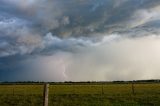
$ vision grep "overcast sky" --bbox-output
[0,0,160,81]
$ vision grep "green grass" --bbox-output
[0,83,160,106]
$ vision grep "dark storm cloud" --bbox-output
[1,0,160,38]
[1,0,160,81]
[0,0,160,56]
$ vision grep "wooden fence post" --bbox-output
[101,84,104,95]
[43,83,49,106]
[131,81,135,95]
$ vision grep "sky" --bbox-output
[0,0,160,82]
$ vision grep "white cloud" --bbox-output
[129,5,160,28]
[17,35,160,81]
[65,35,160,81]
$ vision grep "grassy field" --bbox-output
[0,83,160,106]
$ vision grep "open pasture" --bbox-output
[0,83,160,106]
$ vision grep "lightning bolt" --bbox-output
[59,58,68,80]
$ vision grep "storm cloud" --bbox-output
[0,0,160,81]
